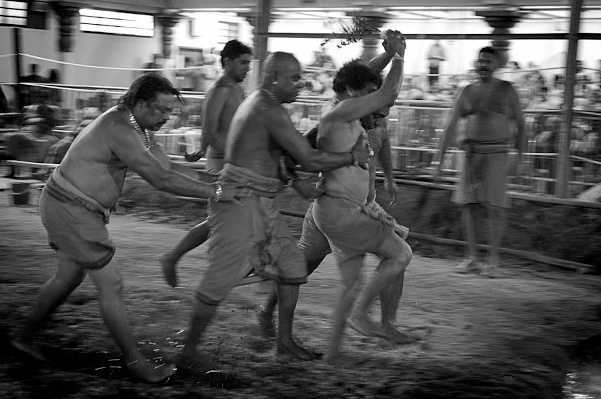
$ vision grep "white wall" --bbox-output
[0,15,161,88]
[0,10,600,91]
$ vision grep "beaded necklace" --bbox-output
[129,112,151,149]
[260,88,278,102]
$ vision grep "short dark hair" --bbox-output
[117,73,183,111]
[220,40,252,67]
[332,59,382,94]
[479,46,499,60]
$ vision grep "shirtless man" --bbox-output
[178,52,369,370]
[434,46,525,277]
[10,73,242,383]
[258,101,411,345]
[160,40,252,286]
[310,29,414,362]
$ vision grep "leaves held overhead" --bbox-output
[322,13,382,48]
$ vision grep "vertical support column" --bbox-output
[52,1,80,53]
[255,0,272,74]
[13,27,23,111]
[556,0,583,198]
[239,8,274,91]
[475,7,523,67]
[156,12,182,60]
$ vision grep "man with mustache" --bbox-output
[160,40,253,286]
[10,73,241,383]
[435,46,525,277]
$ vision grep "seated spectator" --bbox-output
[44,107,100,165]
[2,104,59,177]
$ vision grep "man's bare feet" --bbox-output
[276,339,322,362]
[347,316,381,337]
[10,338,49,362]
[257,307,276,338]
[378,322,421,345]
[126,358,176,383]
[159,253,178,287]
[455,259,481,274]
[479,263,499,278]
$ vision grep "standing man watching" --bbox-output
[160,40,253,286]
[177,51,369,371]
[10,73,242,383]
[427,40,446,90]
[434,46,525,277]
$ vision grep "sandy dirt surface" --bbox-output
[1,190,600,399]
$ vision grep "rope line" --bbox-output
[0,53,569,78]
[19,53,206,72]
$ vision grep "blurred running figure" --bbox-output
[258,102,410,344]
[177,52,369,371]
[311,29,414,363]
[160,40,252,286]
[434,46,525,277]
[10,73,243,383]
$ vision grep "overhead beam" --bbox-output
[256,32,601,40]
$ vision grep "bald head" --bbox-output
[259,52,304,103]
[260,52,300,86]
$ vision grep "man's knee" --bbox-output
[89,261,124,295]
[398,241,413,268]
[378,235,412,267]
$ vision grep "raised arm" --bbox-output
[368,50,394,75]
[327,30,406,123]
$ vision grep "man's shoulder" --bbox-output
[88,108,125,134]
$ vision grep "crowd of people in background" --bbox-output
[2,47,601,185]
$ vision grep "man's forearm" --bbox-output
[368,52,393,74]
[169,162,202,180]
[379,142,395,179]
[302,150,353,173]
[381,58,404,97]
[151,170,216,199]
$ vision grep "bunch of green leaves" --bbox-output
[322,13,381,48]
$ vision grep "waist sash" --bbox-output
[45,168,115,224]
[219,163,283,198]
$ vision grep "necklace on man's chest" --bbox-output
[129,112,151,148]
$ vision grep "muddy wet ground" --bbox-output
[1,188,600,399]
